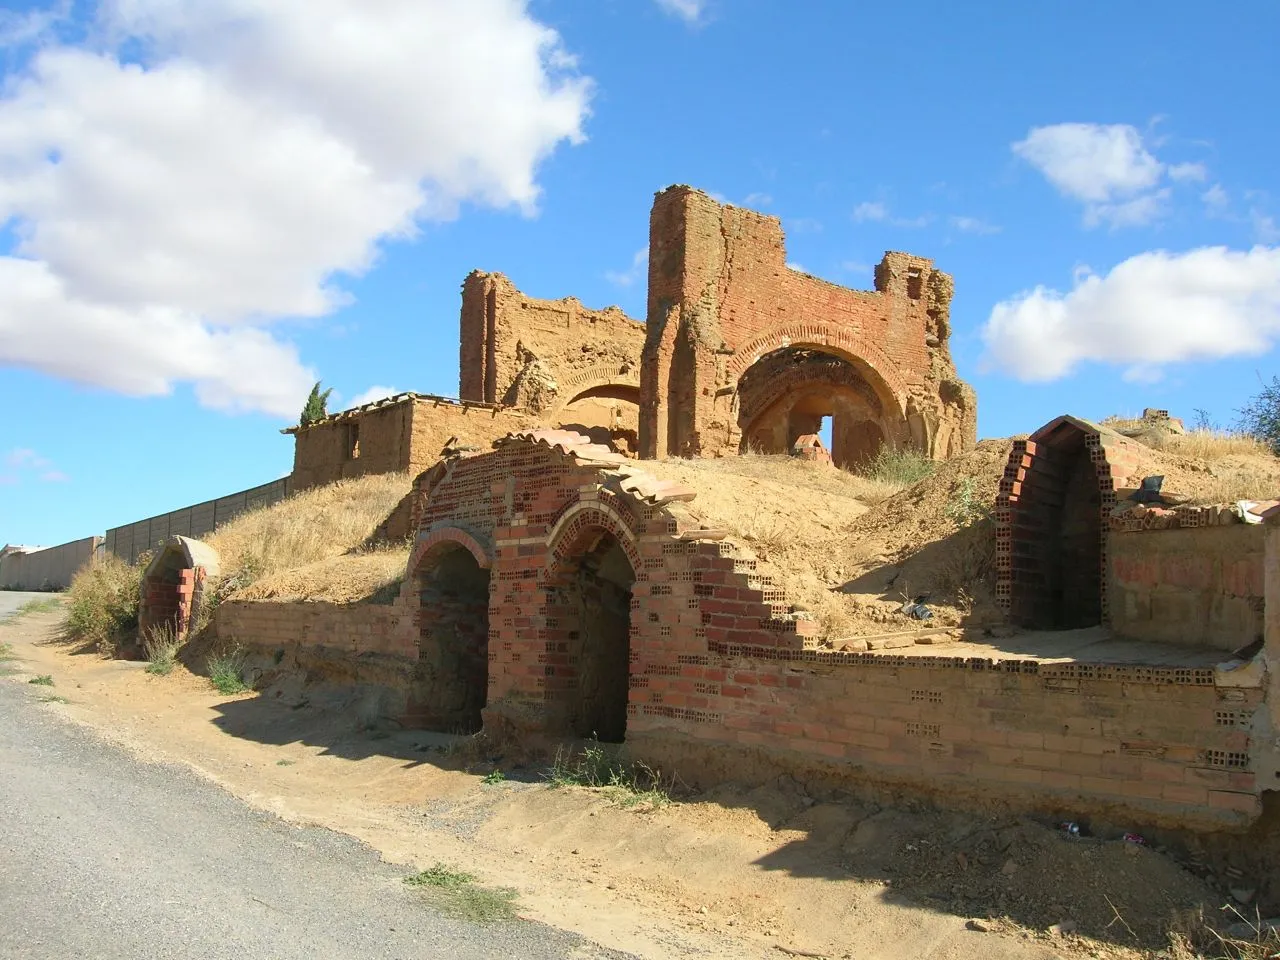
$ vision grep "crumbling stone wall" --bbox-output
[288,393,536,490]
[639,186,976,460]
[459,271,644,440]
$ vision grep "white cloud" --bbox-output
[785,262,807,273]
[1012,123,1206,229]
[605,247,648,287]
[1013,123,1163,203]
[2,447,67,484]
[1254,210,1280,244]
[1203,183,1230,212]
[1168,161,1208,182]
[654,0,706,23]
[852,201,929,228]
[1083,188,1171,229]
[0,1,69,47]
[840,260,872,275]
[852,201,887,223]
[743,192,772,208]
[347,385,402,409]
[0,0,592,417]
[981,245,1280,382]
[950,215,1001,235]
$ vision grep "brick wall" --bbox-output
[639,186,976,461]
[1109,525,1265,650]
[288,394,536,490]
[459,271,644,414]
[628,649,1263,831]
[397,431,1266,829]
[217,599,416,660]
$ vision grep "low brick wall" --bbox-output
[621,647,1263,830]
[1109,525,1265,651]
[216,599,416,660]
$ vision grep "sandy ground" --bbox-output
[2,607,1222,960]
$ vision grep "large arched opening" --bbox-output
[555,383,641,456]
[736,348,898,468]
[415,542,491,733]
[546,525,637,742]
[1002,420,1106,630]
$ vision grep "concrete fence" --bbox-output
[105,477,293,564]
[0,537,105,591]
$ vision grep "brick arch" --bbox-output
[407,525,492,580]
[549,362,641,412]
[545,502,642,580]
[738,355,885,428]
[726,322,910,414]
[994,416,1120,629]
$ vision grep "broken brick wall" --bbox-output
[639,186,976,461]
[1109,525,1265,651]
[288,396,537,490]
[459,271,644,448]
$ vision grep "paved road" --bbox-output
[0,591,51,620]
[0,678,630,960]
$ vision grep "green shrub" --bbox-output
[143,621,182,676]
[28,674,54,686]
[207,648,248,695]
[404,863,519,923]
[545,743,671,809]
[859,447,936,487]
[63,556,142,656]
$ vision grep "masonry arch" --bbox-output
[412,530,493,734]
[734,345,904,467]
[553,382,641,455]
[544,508,639,743]
[727,322,910,414]
[996,417,1113,630]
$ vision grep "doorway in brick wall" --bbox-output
[1007,425,1104,629]
[550,529,636,743]
[415,544,491,734]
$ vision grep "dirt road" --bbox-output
[2,607,1215,960]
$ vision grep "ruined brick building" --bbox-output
[286,185,975,485]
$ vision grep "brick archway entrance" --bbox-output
[996,418,1118,629]
[546,525,637,743]
[413,542,492,733]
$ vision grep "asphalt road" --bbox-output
[0,591,49,620]
[0,676,630,960]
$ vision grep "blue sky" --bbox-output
[1,0,1278,547]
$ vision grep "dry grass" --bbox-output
[230,545,410,603]
[647,453,908,505]
[1144,428,1273,460]
[62,555,143,655]
[205,473,411,601]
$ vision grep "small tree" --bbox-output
[1236,374,1280,454]
[300,381,333,427]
